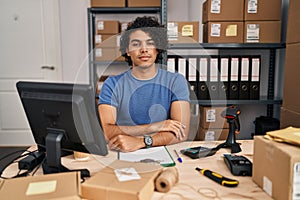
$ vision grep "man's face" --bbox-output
[126,30,158,68]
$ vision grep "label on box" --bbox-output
[206,109,216,122]
[211,23,221,37]
[225,25,238,37]
[95,35,102,44]
[167,22,178,40]
[263,176,272,196]
[181,25,193,37]
[97,21,104,30]
[293,163,300,200]
[205,130,215,141]
[26,180,57,196]
[114,167,141,182]
[246,24,259,43]
[95,48,102,57]
[210,0,221,14]
[247,0,258,13]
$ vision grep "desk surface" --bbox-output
[2,140,273,200]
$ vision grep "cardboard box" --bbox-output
[168,21,199,43]
[91,0,125,7]
[127,0,161,7]
[95,47,121,61]
[280,107,300,129]
[81,160,162,200]
[244,0,282,21]
[203,21,243,43]
[244,21,281,43]
[196,127,229,141]
[0,172,81,200]
[282,43,300,113]
[202,0,244,23]
[252,136,300,200]
[199,106,229,129]
[96,20,120,34]
[286,0,300,44]
[95,34,121,47]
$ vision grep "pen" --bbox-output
[174,149,183,163]
[195,167,239,187]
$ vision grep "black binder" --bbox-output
[219,57,229,100]
[249,56,261,100]
[229,57,239,100]
[239,57,250,100]
[208,57,219,100]
[198,57,209,100]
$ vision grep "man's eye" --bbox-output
[131,42,140,47]
[147,41,155,46]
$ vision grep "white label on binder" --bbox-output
[211,24,221,37]
[97,21,104,30]
[200,58,208,81]
[220,58,229,81]
[210,58,218,82]
[248,0,258,13]
[167,58,176,73]
[189,58,197,81]
[293,163,300,200]
[247,24,260,43]
[231,58,239,81]
[241,58,249,81]
[211,0,221,13]
[206,109,216,122]
[178,58,186,77]
[252,58,260,81]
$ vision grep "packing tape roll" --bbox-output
[155,167,179,193]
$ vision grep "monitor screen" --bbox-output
[16,81,108,175]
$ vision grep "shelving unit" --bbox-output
[87,1,167,92]
[168,43,285,117]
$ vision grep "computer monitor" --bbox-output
[16,81,108,176]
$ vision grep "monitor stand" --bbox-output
[42,128,90,178]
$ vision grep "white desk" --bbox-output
[2,140,273,200]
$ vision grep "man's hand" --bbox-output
[152,120,186,140]
[109,135,145,152]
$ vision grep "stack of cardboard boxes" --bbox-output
[280,0,300,128]
[203,0,282,43]
[196,106,230,141]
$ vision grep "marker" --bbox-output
[174,149,183,163]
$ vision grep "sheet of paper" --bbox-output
[118,146,175,167]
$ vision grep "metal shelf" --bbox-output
[191,98,282,106]
[88,7,161,14]
[168,43,286,50]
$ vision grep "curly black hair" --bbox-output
[119,16,168,66]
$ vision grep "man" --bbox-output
[98,16,190,152]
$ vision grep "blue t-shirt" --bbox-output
[99,68,190,126]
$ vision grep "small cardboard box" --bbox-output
[252,136,300,200]
[199,106,229,129]
[127,0,161,7]
[203,21,243,43]
[280,107,300,129]
[168,21,200,43]
[202,0,244,23]
[286,0,300,44]
[95,47,120,61]
[244,0,282,21]
[96,20,120,34]
[244,21,281,43]
[90,0,125,8]
[196,127,229,141]
[0,172,81,200]
[95,34,121,47]
[81,160,162,200]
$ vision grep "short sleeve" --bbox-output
[171,74,190,102]
[98,77,118,107]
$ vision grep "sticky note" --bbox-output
[26,180,57,196]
